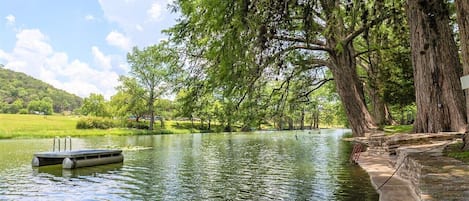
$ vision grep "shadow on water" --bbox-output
[33,163,123,178]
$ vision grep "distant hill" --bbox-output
[0,67,82,114]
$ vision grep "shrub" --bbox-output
[19,109,29,114]
[76,117,116,129]
[126,121,149,130]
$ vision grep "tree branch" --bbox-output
[272,35,326,47]
[298,78,334,101]
[354,43,402,58]
[343,12,392,45]
[292,58,332,69]
[265,45,332,67]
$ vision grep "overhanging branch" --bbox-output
[272,35,326,47]
[343,12,392,45]
[298,78,334,101]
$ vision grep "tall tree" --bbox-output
[80,93,109,117]
[110,76,147,121]
[168,0,401,136]
[127,43,173,130]
[407,0,466,133]
[356,7,410,126]
[455,0,469,149]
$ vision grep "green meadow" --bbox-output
[0,114,200,139]
[0,113,412,139]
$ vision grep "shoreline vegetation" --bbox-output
[0,114,213,139]
[0,114,344,139]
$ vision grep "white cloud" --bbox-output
[85,14,95,21]
[147,3,162,21]
[0,29,120,99]
[92,46,112,70]
[106,31,132,51]
[118,62,130,72]
[98,0,178,48]
[136,24,144,31]
[5,14,15,25]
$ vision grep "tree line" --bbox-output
[158,0,469,140]
[10,0,469,147]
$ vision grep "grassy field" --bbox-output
[0,113,416,139]
[0,114,201,139]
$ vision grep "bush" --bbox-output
[19,109,29,114]
[126,121,149,130]
[76,117,116,129]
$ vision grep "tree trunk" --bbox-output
[366,50,387,126]
[160,116,165,128]
[455,0,469,149]
[384,104,396,125]
[407,0,466,133]
[148,91,155,130]
[313,109,319,129]
[288,117,294,130]
[369,77,386,126]
[300,108,305,130]
[310,110,314,129]
[329,45,377,137]
[191,115,194,129]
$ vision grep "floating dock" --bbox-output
[32,149,123,169]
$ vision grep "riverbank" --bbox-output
[0,114,337,139]
[0,114,208,139]
[358,151,419,201]
[355,132,469,201]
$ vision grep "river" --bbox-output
[0,129,378,201]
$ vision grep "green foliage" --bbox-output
[381,51,415,107]
[383,125,414,135]
[165,0,405,134]
[76,117,116,129]
[27,98,53,115]
[110,76,147,120]
[80,93,109,117]
[0,114,202,139]
[0,68,82,113]
[127,42,175,130]
[19,109,28,114]
[125,121,150,130]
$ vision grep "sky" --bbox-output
[0,0,179,99]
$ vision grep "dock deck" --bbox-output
[32,149,123,169]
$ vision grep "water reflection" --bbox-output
[0,129,378,200]
[33,163,123,178]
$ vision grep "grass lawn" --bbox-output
[0,114,202,139]
[383,125,413,135]
[443,142,469,163]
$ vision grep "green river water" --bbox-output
[0,129,378,200]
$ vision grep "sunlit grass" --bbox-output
[0,114,238,139]
[443,142,469,163]
[383,125,413,135]
[0,114,202,139]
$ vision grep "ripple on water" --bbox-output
[0,131,378,201]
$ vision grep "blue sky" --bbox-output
[0,0,178,99]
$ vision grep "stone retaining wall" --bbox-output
[396,152,469,201]
[361,132,468,201]
[389,140,469,201]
